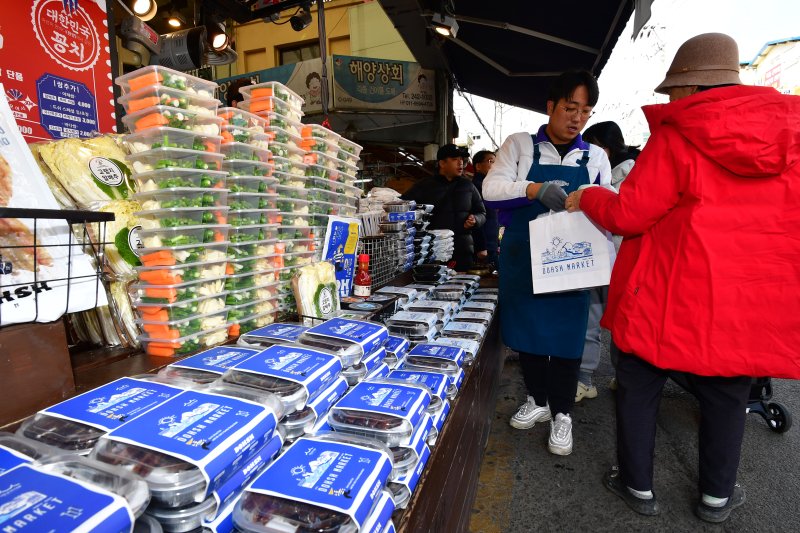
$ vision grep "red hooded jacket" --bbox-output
[581,85,800,378]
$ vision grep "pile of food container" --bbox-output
[117,65,232,357]
[7,266,494,532]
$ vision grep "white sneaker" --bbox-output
[509,396,551,429]
[575,382,598,403]
[548,413,573,455]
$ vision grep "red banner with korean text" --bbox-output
[0,0,115,142]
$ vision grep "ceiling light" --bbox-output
[207,22,229,51]
[132,0,157,21]
[431,12,458,38]
[290,8,313,32]
[167,14,183,28]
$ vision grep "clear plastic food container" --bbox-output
[157,346,260,386]
[470,293,499,304]
[132,277,226,305]
[119,85,220,116]
[136,206,229,229]
[304,163,330,179]
[133,168,228,193]
[453,310,493,327]
[134,514,163,533]
[138,242,227,269]
[431,337,480,366]
[402,353,461,375]
[0,431,61,464]
[125,126,222,154]
[281,251,315,268]
[237,322,309,349]
[224,272,259,292]
[217,106,269,130]
[272,171,309,189]
[222,159,274,177]
[123,105,223,134]
[229,223,279,243]
[277,226,317,241]
[225,282,278,307]
[271,155,307,175]
[441,321,486,341]
[135,292,227,323]
[308,201,341,216]
[337,137,363,160]
[146,495,216,533]
[128,147,224,174]
[385,311,438,337]
[298,319,388,367]
[237,95,297,119]
[227,297,280,324]
[92,384,283,508]
[263,125,303,147]
[226,238,278,261]
[134,188,229,212]
[226,176,278,194]
[239,82,304,112]
[136,259,228,285]
[231,309,282,335]
[116,65,217,97]
[37,454,151,517]
[227,193,278,212]
[220,125,265,145]
[18,416,106,454]
[229,208,280,227]
[431,285,466,301]
[137,309,229,340]
[268,140,305,159]
[275,196,310,213]
[233,432,391,533]
[138,325,229,356]
[220,142,271,163]
[278,211,312,228]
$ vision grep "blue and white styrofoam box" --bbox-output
[280,376,349,441]
[365,362,391,381]
[375,286,419,305]
[384,369,449,414]
[17,377,184,455]
[462,299,497,314]
[91,385,284,508]
[298,318,389,367]
[389,413,432,482]
[0,432,63,475]
[233,433,393,533]
[328,381,431,447]
[453,310,493,327]
[441,320,487,341]
[406,343,465,371]
[158,346,262,385]
[201,494,236,533]
[406,299,457,322]
[0,464,137,531]
[431,398,451,436]
[147,433,284,532]
[386,210,416,222]
[388,444,431,510]
[221,343,344,415]
[361,490,396,533]
[429,337,480,365]
[35,454,151,518]
[386,310,439,337]
[237,322,310,349]
[385,335,409,358]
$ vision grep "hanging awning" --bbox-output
[378,0,641,113]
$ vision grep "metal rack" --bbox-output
[0,207,114,326]
[357,235,400,290]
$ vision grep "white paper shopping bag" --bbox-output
[529,211,612,294]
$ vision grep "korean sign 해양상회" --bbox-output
[0,0,114,142]
[332,55,435,112]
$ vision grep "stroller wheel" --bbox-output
[766,402,792,434]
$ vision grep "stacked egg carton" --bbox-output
[116,65,230,356]
[238,82,318,315]
[216,106,283,336]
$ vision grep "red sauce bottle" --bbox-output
[353,254,372,297]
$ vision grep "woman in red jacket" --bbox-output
[566,33,800,523]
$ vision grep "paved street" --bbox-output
[469,340,800,532]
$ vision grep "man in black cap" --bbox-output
[401,144,486,270]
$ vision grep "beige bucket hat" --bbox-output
[655,33,743,94]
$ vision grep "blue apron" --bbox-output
[499,141,591,358]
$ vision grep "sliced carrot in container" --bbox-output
[143,286,178,302]
[127,96,160,113]
[141,250,176,267]
[129,72,163,92]
[135,113,169,132]
[146,345,177,356]
[139,270,182,285]
[251,88,274,99]
[229,324,241,337]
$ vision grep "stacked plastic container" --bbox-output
[216,106,284,336]
[237,82,318,314]
[116,66,230,356]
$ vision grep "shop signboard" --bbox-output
[0,0,115,142]
[217,57,330,115]
[332,54,435,112]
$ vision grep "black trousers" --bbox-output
[616,352,752,498]
[520,353,581,416]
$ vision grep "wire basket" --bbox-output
[0,207,112,327]
[357,236,400,290]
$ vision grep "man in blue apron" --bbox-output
[483,71,612,455]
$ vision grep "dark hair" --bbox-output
[472,150,495,167]
[582,121,640,168]
[306,72,322,88]
[547,70,599,106]
[225,77,252,107]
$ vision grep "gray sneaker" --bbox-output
[509,396,551,429]
[548,413,573,455]
[695,484,746,523]
[603,466,660,516]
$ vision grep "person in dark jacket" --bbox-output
[470,150,498,267]
[402,144,486,271]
